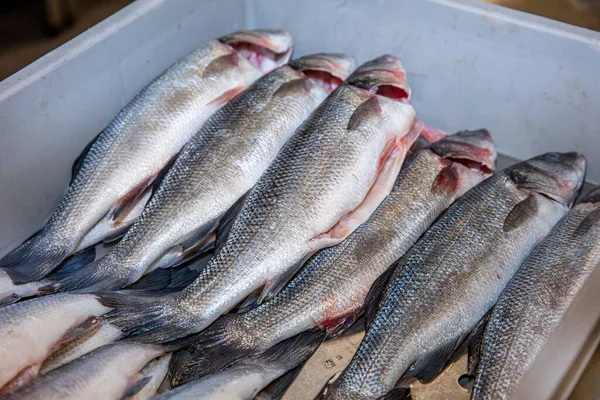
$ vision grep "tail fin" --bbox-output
[169,314,251,387]
[254,364,304,399]
[49,246,97,281]
[98,291,192,343]
[241,329,325,371]
[0,230,71,284]
[38,258,126,295]
[125,266,200,296]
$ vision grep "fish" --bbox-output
[4,341,186,400]
[470,186,600,399]
[321,152,586,400]
[39,323,123,375]
[40,52,356,294]
[0,293,113,393]
[100,55,422,343]
[154,330,324,400]
[131,354,172,400]
[0,29,293,285]
[253,365,305,400]
[168,129,497,386]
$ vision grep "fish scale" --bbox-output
[167,130,496,386]
[101,56,419,343]
[324,152,585,399]
[0,30,293,286]
[472,187,600,400]
[41,53,355,294]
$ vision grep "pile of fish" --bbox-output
[0,28,596,400]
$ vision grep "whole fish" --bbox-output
[101,55,421,342]
[169,130,497,385]
[41,52,356,294]
[155,330,324,400]
[131,354,172,400]
[4,341,183,400]
[0,29,293,285]
[471,186,600,399]
[322,152,586,400]
[0,294,112,393]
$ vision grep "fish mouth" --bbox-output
[430,129,497,176]
[346,54,411,103]
[218,29,293,73]
[289,53,356,93]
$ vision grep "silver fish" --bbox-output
[41,52,356,294]
[0,294,112,393]
[323,152,586,400]
[471,186,600,399]
[0,29,293,285]
[4,341,181,400]
[168,130,497,386]
[101,55,421,343]
[155,331,324,400]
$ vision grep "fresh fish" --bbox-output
[169,130,497,385]
[40,323,123,375]
[155,330,324,400]
[101,55,421,343]
[4,341,184,400]
[253,364,305,400]
[471,186,600,399]
[131,354,172,400]
[40,52,355,294]
[0,29,293,285]
[0,294,113,393]
[322,152,586,399]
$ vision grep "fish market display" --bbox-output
[41,52,356,294]
[0,29,293,286]
[101,55,421,342]
[471,186,600,399]
[322,152,585,399]
[4,341,183,400]
[169,130,497,385]
[0,294,113,393]
[155,331,324,400]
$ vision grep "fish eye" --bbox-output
[543,153,562,162]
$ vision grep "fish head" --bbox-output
[346,54,411,103]
[430,129,497,175]
[288,53,356,92]
[218,29,293,74]
[509,152,586,207]
[428,129,497,197]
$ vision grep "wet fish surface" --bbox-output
[322,152,586,399]
[0,294,112,393]
[471,186,600,399]
[168,130,497,385]
[155,330,324,400]
[41,52,355,294]
[4,341,182,400]
[0,29,293,285]
[101,55,421,343]
[131,354,172,400]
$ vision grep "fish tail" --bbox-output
[98,291,192,343]
[0,230,71,284]
[169,314,252,387]
[125,266,200,296]
[242,329,325,371]
[39,257,126,295]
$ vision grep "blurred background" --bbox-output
[0,0,599,81]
